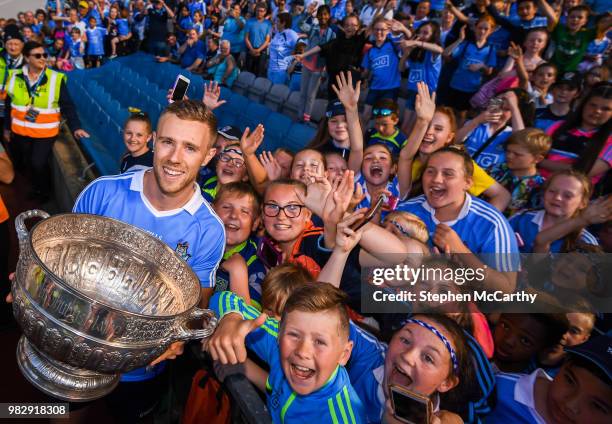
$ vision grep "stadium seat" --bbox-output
[263,112,293,150]
[232,71,256,96]
[247,77,272,103]
[79,136,120,176]
[243,102,271,130]
[281,91,301,121]
[217,111,238,128]
[263,84,291,112]
[285,123,316,151]
[309,98,328,124]
[224,93,250,121]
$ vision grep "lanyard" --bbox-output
[1,53,17,89]
[24,69,46,105]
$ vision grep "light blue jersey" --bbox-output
[361,40,401,90]
[397,194,520,271]
[464,123,513,169]
[407,51,441,92]
[450,42,497,93]
[210,291,366,424]
[85,26,107,56]
[485,370,550,423]
[73,170,225,288]
[509,209,598,253]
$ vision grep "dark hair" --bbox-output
[307,117,333,150]
[317,4,331,18]
[552,82,612,174]
[504,87,535,127]
[23,40,44,56]
[568,4,591,16]
[125,111,152,134]
[409,21,441,63]
[501,313,569,348]
[426,146,474,178]
[277,12,292,29]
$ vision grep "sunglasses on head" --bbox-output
[30,53,49,59]
[373,108,394,117]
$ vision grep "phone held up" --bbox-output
[389,384,433,424]
[170,74,190,103]
[350,194,388,231]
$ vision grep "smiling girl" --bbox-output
[120,112,154,174]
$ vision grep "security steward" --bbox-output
[3,41,89,202]
[0,25,25,132]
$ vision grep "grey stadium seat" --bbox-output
[233,71,256,96]
[281,91,302,121]
[264,84,291,112]
[309,98,328,124]
[247,77,273,102]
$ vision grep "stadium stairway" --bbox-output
[67,52,316,176]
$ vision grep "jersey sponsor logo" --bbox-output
[175,241,192,261]
[371,54,390,69]
[408,68,424,83]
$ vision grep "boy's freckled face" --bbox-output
[279,310,352,396]
[547,363,612,424]
[504,144,539,171]
[493,315,548,366]
[213,193,257,248]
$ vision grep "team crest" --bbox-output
[175,242,192,261]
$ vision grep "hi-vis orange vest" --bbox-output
[6,67,64,139]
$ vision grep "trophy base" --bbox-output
[16,336,120,402]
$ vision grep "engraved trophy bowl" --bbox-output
[11,210,217,402]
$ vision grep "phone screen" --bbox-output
[351,195,386,231]
[391,388,429,424]
[172,77,190,102]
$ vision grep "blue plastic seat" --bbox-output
[242,102,271,130]
[224,94,250,121]
[80,136,120,176]
[285,123,316,152]
[263,112,293,150]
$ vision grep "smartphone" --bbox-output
[487,97,503,114]
[389,385,433,424]
[171,74,190,103]
[257,237,283,269]
[351,194,386,231]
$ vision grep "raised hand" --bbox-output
[414,81,436,123]
[259,151,283,181]
[323,170,356,225]
[335,210,366,253]
[206,313,268,364]
[296,175,332,217]
[239,124,264,156]
[581,196,612,225]
[507,42,523,61]
[202,81,227,110]
[332,71,361,112]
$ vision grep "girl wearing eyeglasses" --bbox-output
[201,143,249,202]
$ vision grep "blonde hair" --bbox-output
[160,100,218,148]
[505,128,552,157]
[261,263,312,317]
[281,282,350,339]
[385,211,429,244]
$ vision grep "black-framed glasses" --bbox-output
[30,53,49,59]
[263,203,305,218]
[218,153,245,168]
[373,108,394,117]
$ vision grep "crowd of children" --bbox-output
[1,0,612,423]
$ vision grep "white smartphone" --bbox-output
[389,384,432,424]
[170,74,190,103]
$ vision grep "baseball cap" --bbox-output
[3,24,24,43]
[553,72,582,90]
[565,334,612,381]
[78,1,89,9]
[217,125,241,141]
[325,100,346,118]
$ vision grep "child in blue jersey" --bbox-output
[119,112,154,174]
[365,99,408,157]
[510,170,601,253]
[212,182,266,307]
[176,4,194,44]
[398,21,443,133]
[287,43,305,92]
[487,334,612,424]
[85,16,106,67]
[355,143,400,213]
[486,0,548,42]
[578,14,611,73]
[66,27,85,69]
[487,128,550,217]
[492,313,568,374]
[443,15,497,120]
[207,284,366,423]
[109,7,132,59]
[361,16,402,124]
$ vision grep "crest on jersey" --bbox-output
[175,242,192,261]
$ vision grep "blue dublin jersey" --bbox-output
[397,194,520,272]
[73,169,225,289]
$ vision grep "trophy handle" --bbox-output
[174,307,218,341]
[15,210,50,252]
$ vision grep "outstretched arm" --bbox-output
[240,125,268,194]
[332,72,363,173]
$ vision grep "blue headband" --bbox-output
[402,318,459,373]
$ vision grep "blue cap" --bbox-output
[565,334,612,381]
[325,100,345,118]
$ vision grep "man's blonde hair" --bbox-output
[386,211,429,244]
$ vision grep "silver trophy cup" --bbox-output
[11,210,217,401]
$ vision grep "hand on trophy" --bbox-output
[149,341,185,366]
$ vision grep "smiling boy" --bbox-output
[208,284,366,423]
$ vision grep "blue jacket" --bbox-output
[210,291,366,424]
